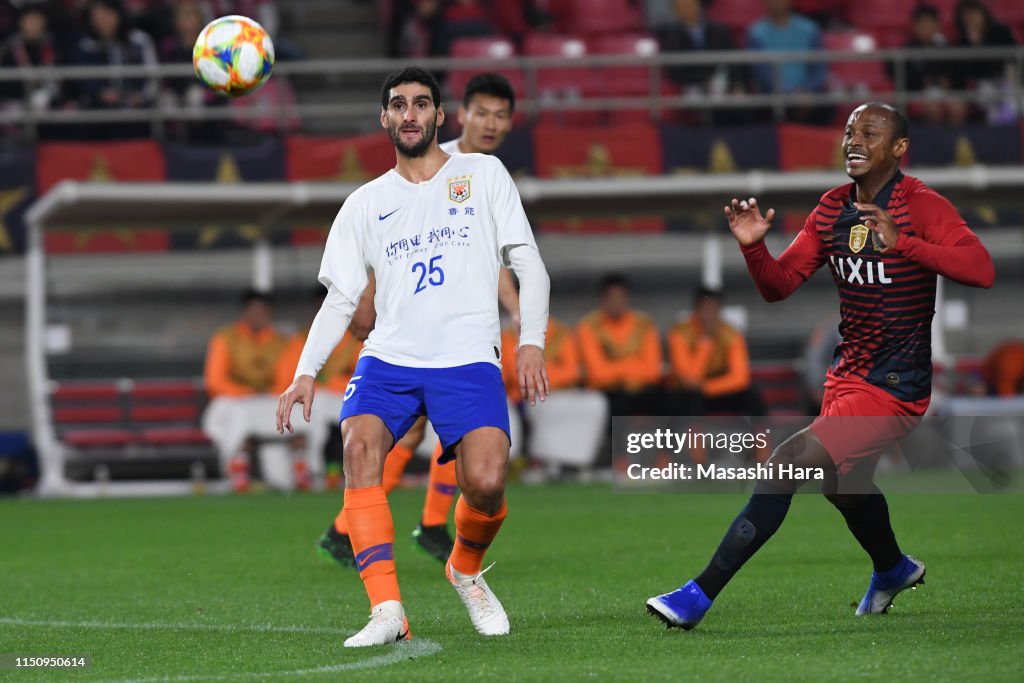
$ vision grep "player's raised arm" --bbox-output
[730,199,826,303]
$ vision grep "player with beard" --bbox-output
[646,102,994,629]
[277,67,550,646]
[316,73,521,567]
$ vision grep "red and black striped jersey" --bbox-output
[740,172,994,402]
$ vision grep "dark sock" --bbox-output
[834,493,903,573]
[694,483,793,600]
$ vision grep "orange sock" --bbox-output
[449,495,507,576]
[344,485,401,607]
[382,443,414,494]
[334,443,415,535]
[333,506,348,535]
[422,441,458,526]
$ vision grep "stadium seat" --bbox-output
[847,0,916,45]
[564,0,643,35]
[53,406,123,424]
[586,34,662,122]
[130,404,200,423]
[448,36,526,105]
[707,0,766,45]
[822,31,892,93]
[523,34,596,123]
[51,382,121,401]
[993,0,1024,39]
[130,380,201,400]
[63,429,136,448]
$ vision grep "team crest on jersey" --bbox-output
[449,177,471,203]
[849,224,870,254]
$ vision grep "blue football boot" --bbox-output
[646,580,713,630]
[856,554,926,615]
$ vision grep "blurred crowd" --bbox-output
[387,0,1020,125]
[1,0,1020,139]
[0,0,297,140]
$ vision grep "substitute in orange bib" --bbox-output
[201,289,291,489]
[667,286,763,416]
[577,273,664,417]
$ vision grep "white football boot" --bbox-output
[446,560,510,636]
[343,600,411,647]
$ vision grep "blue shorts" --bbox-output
[338,356,510,464]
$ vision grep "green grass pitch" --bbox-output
[2,485,1022,682]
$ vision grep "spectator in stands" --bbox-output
[158,0,228,141]
[577,273,664,417]
[890,4,967,125]
[66,0,159,136]
[656,0,744,95]
[411,0,497,57]
[981,340,1024,396]
[0,3,62,113]
[666,286,762,416]
[747,0,829,123]
[201,289,297,491]
[951,0,1017,123]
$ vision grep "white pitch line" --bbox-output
[0,617,443,681]
[0,618,352,636]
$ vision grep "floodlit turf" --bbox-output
[2,484,1022,682]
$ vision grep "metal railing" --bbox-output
[0,46,1021,138]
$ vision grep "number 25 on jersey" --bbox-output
[412,255,445,294]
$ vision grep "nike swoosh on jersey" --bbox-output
[378,209,400,221]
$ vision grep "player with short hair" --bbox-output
[277,66,550,647]
[316,72,521,567]
[647,102,994,628]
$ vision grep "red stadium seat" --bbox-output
[822,31,892,93]
[564,0,643,35]
[51,382,121,401]
[847,0,916,44]
[63,429,136,448]
[524,34,591,93]
[130,404,200,423]
[53,406,123,424]
[587,34,660,96]
[130,380,200,400]
[706,0,765,45]
[448,36,525,104]
[587,34,663,122]
[523,34,597,123]
[992,0,1024,40]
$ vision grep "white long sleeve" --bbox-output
[293,284,356,380]
[505,243,549,349]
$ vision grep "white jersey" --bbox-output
[439,138,462,155]
[318,153,540,369]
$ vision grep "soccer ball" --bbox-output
[193,15,274,97]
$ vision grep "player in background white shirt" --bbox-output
[276,67,550,647]
[316,74,522,569]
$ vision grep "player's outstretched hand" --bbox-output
[854,202,899,252]
[276,375,315,434]
[517,344,549,407]
[724,197,775,246]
